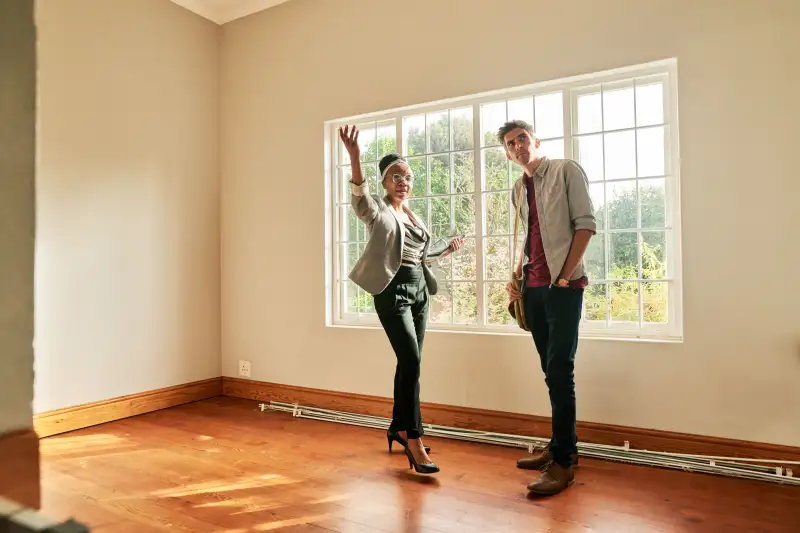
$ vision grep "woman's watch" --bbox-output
[555,277,569,288]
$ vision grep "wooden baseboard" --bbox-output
[0,428,40,509]
[222,377,800,465]
[35,378,223,438]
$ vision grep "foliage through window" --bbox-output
[328,60,682,340]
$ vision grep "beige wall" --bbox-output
[0,0,36,435]
[34,0,221,412]
[220,0,800,446]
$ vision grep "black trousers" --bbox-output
[374,265,429,439]
[523,284,584,467]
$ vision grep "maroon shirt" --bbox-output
[525,175,552,288]
[525,175,588,289]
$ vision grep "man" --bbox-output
[500,120,596,495]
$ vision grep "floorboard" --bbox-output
[40,397,800,532]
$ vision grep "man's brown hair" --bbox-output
[496,119,535,147]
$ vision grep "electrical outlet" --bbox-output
[238,360,251,378]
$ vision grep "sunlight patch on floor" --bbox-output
[231,492,351,516]
[195,497,261,509]
[193,493,350,516]
[194,497,281,513]
[151,474,298,498]
[253,513,333,531]
[40,434,138,457]
[309,494,350,505]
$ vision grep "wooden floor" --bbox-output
[41,397,800,533]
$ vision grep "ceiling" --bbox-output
[169,0,293,24]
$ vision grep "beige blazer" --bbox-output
[347,181,450,296]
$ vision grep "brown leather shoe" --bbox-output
[516,446,553,470]
[527,463,575,495]
[517,446,578,470]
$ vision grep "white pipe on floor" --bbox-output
[260,401,800,486]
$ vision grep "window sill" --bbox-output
[327,320,683,344]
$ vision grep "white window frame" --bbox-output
[323,58,683,342]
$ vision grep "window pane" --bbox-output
[604,130,636,180]
[430,254,451,284]
[342,243,361,276]
[430,154,450,195]
[641,231,666,279]
[608,232,638,279]
[430,197,451,238]
[481,101,506,147]
[603,86,635,131]
[359,124,377,162]
[452,238,476,280]
[485,236,511,280]
[407,156,427,195]
[483,147,510,190]
[342,206,365,242]
[589,182,605,229]
[453,195,476,236]
[642,281,668,323]
[409,199,428,228]
[451,107,474,151]
[539,139,564,160]
[574,134,603,181]
[377,120,396,158]
[348,206,362,242]
[339,165,352,201]
[609,282,639,323]
[584,233,605,281]
[343,281,359,314]
[360,282,375,313]
[507,97,534,127]
[485,191,510,235]
[637,126,666,177]
[429,290,452,324]
[636,81,664,127]
[363,162,379,192]
[535,92,564,139]
[453,283,478,325]
[427,111,449,154]
[403,115,426,156]
[486,282,515,325]
[584,283,606,321]
[607,181,637,230]
[576,91,602,134]
[639,177,666,228]
[453,151,474,193]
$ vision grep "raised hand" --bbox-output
[338,124,360,160]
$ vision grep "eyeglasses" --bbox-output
[392,173,414,184]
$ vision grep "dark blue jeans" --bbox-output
[523,284,584,467]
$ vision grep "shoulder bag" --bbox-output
[508,184,530,331]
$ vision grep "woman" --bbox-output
[339,124,463,474]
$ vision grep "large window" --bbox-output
[326,59,682,340]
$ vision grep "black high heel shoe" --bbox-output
[404,447,439,474]
[387,429,430,453]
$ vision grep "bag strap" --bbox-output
[510,181,525,279]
